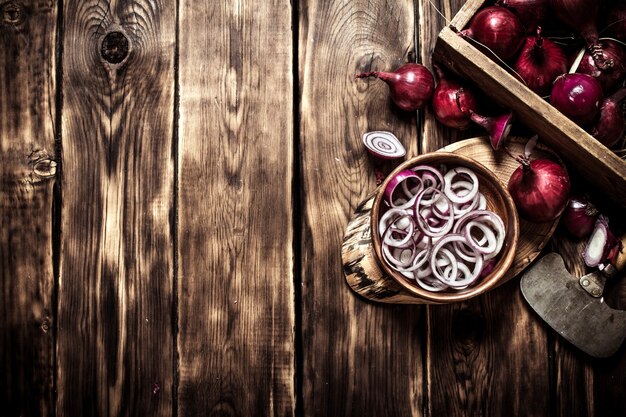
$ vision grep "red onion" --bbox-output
[514,28,568,96]
[548,0,612,69]
[583,215,619,267]
[383,169,421,206]
[561,195,599,238]
[431,65,478,129]
[508,158,570,223]
[574,39,626,93]
[468,110,514,150]
[460,6,525,61]
[356,63,434,112]
[479,258,497,278]
[362,131,406,159]
[550,73,603,126]
[602,2,626,43]
[590,87,626,148]
[378,165,506,292]
[497,0,548,31]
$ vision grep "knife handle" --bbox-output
[614,233,626,274]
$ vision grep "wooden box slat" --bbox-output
[433,0,626,207]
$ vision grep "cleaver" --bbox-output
[520,235,626,358]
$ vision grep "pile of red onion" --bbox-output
[378,165,505,292]
[460,0,626,151]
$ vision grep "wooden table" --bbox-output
[2,0,625,415]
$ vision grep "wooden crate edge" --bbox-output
[434,27,626,207]
[449,0,487,30]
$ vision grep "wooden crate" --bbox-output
[433,0,626,207]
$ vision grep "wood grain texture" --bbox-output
[176,1,295,416]
[419,0,469,153]
[0,1,57,415]
[57,0,175,415]
[426,281,550,417]
[299,0,424,415]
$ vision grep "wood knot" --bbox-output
[41,318,51,332]
[1,1,24,26]
[33,159,57,178]
[29,149,57,180]
[101,31,130,64]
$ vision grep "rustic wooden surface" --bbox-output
[57,0,176,415]
[177,1,295,416]
[1,0,625,416]
[1,1,57,416]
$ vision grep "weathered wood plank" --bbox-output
[57,0,175,415]
[426,283,551,417]
[0,1,57,415]
[176,1,295,416]
[300,1,424,415]
[419,1,551,416]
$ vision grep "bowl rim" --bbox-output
[370,152,520,303]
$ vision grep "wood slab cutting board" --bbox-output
[342,136,560,304]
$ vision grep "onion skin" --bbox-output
[431,65,478,129]
[514,30,568,96]
[548,0,612,69]
[561,195,598,239]
[461,6,525,61]
[603,2,626,44]
[575,40,626,93]
[356,63,435,112]
[590,87,626,148]
[550,73,603,126]
[508,159,570,223]
[468,110,514,150]
[497,0,548,31]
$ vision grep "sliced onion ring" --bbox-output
[363,131,406,160]
[384,170,420,206]
[378,164,506,293]
[444,167,479,204]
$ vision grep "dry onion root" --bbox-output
[379,165,506,292]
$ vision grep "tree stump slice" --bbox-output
[342,136,559,304]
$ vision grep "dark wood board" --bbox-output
[57,1,175,415]
[176,1,296,416]
[299,0,424,415]
[0,1,58,416]
[1,0,626,415]
[419,1,551,415]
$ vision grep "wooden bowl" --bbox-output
[371,152,519,304]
